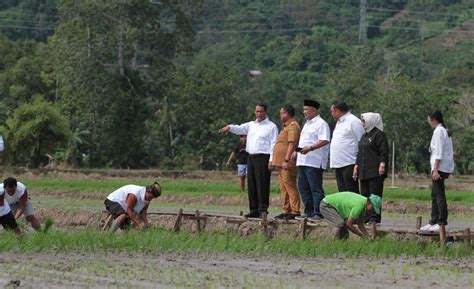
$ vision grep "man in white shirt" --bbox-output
[0,183,21,236]
[0,135,4,152]
[219,102,278,218]
[294,99,330,220]
[2,177,41,231]
[329,101,365,193]
[104,181,162,232]
[420,110,455,232]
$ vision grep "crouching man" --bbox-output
[320,192,381,239]
[0,185,21,236]
[2,177,41,231]
[104,181,161,232]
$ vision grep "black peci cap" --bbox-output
[304,99,320,109]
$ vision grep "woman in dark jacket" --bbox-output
[353,112,389,224]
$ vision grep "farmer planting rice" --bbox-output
[319,191,381,239]
[1,177,41,231]
[104,181,161,232]
[0,182,21,236]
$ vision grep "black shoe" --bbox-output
[285,214,299,220]
[274,213,287,220]
[244,211,259,218]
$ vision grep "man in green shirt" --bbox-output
[320,192,381,239]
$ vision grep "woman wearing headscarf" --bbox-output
[419,110,454,232]
[352,112,389,225]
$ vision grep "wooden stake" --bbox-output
[301,219,307,240]
[173,208,183,232]
[101,214,113,231]
[239,211,243,216]
[464,228,471,248]
[261,212,268,239]
[439,225,446,247]
[195,210,201,232]
[416,216,422,230]
[371,222,377,240]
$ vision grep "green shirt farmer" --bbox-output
[320,192,381,239]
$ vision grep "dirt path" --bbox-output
[0,252,472,288]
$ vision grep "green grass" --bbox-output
[0,228,472,258]
[26,177,474,204]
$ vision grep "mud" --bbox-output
[0,251,472,288]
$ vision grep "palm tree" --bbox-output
[156,96,177,156]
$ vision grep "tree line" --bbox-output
[0,0,472,174]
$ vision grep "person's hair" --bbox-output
[255,101,267,112]
[148,181,161,197]
[429,109,451,136]
[3,177,17,188]
[281,104,295,117]
[331,100,349,113]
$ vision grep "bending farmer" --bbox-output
[104,181,161,232]
[320,192,381,239]
[2,177,41,231]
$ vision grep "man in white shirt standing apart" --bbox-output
[219,102,278,218]
[329,101,365,193]
[294,99,330,221]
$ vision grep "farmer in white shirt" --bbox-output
[219,102,278,218]
[420,110,454,232]
[329,101,365,193]
[0,182,21,236]
[2,177,41,231]
[104,181,162,232]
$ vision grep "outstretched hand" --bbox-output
[218,125,230,135]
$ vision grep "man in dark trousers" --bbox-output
[219,102,278,218]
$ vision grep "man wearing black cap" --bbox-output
[104,181,161,232]
[294,99,330,221]
[219,102,278,218]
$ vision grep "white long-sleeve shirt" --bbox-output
[229,118,278,161]
[296,115,331,169]
[430,124,454,173]
[330,112,365,168]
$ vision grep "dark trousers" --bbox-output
[297,166,325,217]
[430,171,450,225]
[335,165,359,193]
[360,176,385,223]
[247,154,271,213]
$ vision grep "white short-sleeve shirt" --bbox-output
[296,115,331,169]
[106,185,149,214]
[0,191,11,217]
[330,112,365,168]
[1,182,27,205]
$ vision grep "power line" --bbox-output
[367,7,470,17]
[0,24,55,31]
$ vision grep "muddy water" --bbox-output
[0,251,472,288]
